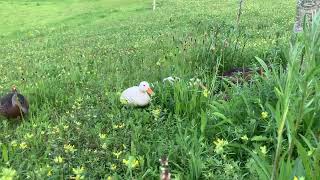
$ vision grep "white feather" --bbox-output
[120,82,152,107]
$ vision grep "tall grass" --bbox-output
[250,13,320,180]
[0,0,305,179]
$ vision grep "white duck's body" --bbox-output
[120,81,153,107]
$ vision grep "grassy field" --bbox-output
[1,0,320,179]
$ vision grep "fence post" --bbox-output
[294,0,320,32]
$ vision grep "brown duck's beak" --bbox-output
[259,68,264,76]
[12,85,17,92]
[147,88,154,95]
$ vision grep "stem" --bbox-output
[272,59,293,180]
[306,107,317,135]
[271,103,289,180]
[237,0,244,26]
[288,81,307,159]
[299,47,305,72]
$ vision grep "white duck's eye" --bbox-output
[143,85,146,86]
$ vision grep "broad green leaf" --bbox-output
[255,56,270,77]
[299,134,314,150]
[295,139,313,179]
[251,135,270,142]
[200,110,207,136]
[231,144,271,179]
[212,112,227,120]
[2,144,8,162]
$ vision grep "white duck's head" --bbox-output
[138,81,153,95]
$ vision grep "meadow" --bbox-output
[0,0,320,179]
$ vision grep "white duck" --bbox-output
[120,81,154,107]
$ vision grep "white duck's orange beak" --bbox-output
[147,88,154,95]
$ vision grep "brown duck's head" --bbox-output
[258,67,264,76]
[12,85,17,92]
[159,156,169,166]
[11,86,29,114]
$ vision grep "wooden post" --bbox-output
[294,0,320,32]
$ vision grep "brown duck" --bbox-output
[222,67,264,83]
[0,86,29,119]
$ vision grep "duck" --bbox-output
[120,81,154,107]
[163,76,180,85]
[159,156,171,180]
[221,67,263,83]
[0,86,29,119]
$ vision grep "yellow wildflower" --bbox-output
[113,123,125,129]
[54,156,64,164]
[307,148,315,156]
[107,176,112,180]
[213,138,228,154]
[261,111,268,119]
[260,145,267,155]
[75,121,81,126]
[122,156,139,169]
[47,169,52,177]
[111,164,117,171]
[122,159,129,165]
[152,108,161,120]
[0,168,17,180]
[72,166,85,180]
[132,159,139,168]
[99,133,107,140]
[101,143,107,150]
[120,98,128,105]
[203,88,210,98]
[112,151,122,159]
[118,123,124,128]
[10,140,17,147]
[241,135,249,141]
[19,142,28,149]
[63,125,69,130]
[52,126,60,134]
[293,176,305,180]
[72,166,85,174]
[24,133,34,139]
[64,144,77,153]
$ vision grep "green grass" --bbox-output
[1,0,320,179]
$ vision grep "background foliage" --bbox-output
[1,0,319,179]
